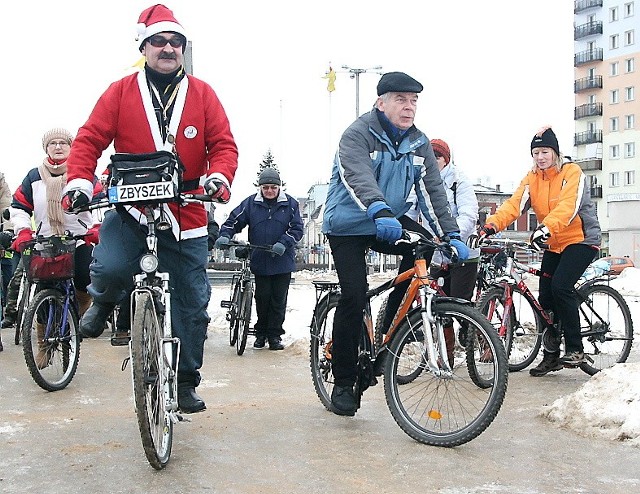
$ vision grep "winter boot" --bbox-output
[75,290,92,317]
[444,326,455,367]
[529,352,563,377]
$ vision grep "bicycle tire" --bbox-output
[15,277,31,346]
[476,285,542,372]
[576,283,634,376]
[383,302,508,447]
[236,281,253,356]
[22,287,80,392]
[228,281,241,346]
[130,290,172,470]
[309,292,339,412]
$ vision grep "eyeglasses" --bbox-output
[260,185,279,190]
[48,141,70,148]
[147,35,185,48]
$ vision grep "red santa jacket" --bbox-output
[65,70,238,239]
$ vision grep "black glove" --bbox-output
[61,189,90,212]
[530,225,551,251]
[467,223,497,249]
[203,177,231,203]
[0,230,12,249]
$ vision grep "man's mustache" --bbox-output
[159,54,177,60]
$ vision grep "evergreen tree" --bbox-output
[254,149,286,188]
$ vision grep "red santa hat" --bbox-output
[136,4,187,51]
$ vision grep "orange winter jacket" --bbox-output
[487,162,601,254]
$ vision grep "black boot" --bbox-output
[178,385,206,413]
[331,384,357,416]
[79,302,115,338]
[529,352,563,377]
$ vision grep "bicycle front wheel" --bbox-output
[476,285,542,372]
[130,291,172,470]
[237,281,253,356]
[577,283,634,375]
[310,292,339,411]
[384,302,508,447]
[15,277,33,346]
[228,282,241,346]
[22,287,80,391]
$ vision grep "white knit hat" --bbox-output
[136,4,187,51]
[42,128,74,151]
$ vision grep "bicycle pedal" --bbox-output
[175,413,191,423]
[220,300,231,308]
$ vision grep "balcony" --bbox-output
[574,0,603,13]
[574,75,602,92]
[574,130,603,146]
[590,185,603,198]
[577,158,603,171]
[574,48,603,66]
[575,21,603,40]
[574,102,603,119]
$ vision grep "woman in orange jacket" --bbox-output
[469,126,601,376]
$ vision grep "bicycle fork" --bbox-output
[419,287,453,377]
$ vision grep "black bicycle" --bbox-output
[219,240,274,355]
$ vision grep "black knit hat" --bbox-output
[258,167,281,185]
[531,128,560,156]
[376,72,423,96]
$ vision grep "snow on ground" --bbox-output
[208,266,640,446]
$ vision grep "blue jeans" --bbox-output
[89,210,211,387]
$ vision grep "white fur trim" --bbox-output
[137,21,186,42]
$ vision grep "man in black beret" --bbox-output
[320,72,470,416]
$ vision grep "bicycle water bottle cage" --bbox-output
[106,151,182,205]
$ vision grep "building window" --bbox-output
[625,114,635,129]
[625,2,634,17]
[610,145,620,159]
[625,30,635,46]
[506,222,515,231]
[611,89,619,103]
[610,172,620,187]
[625,86,635,101]
[626,58,636,73]
[611,34,619,49]
[611,61,619,75]
[528,213,538,231]
[611,117,619,131]
[625,170,636,185]
[610,6,619,21]
[625,142,636,158]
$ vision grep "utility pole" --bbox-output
[341,65,383,119]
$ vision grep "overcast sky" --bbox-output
[4,0,575,218]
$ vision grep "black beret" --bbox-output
[376,72,423,96]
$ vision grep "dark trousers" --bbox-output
[1,257,15,307]
[328,217,429,387]
[253,272,292,338]
[430,260,479,301]
[89,210,210,387]
[538,244,598,354]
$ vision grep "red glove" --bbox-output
[11,229,34,253]
[203,177,231,204]
[85,225,101,245]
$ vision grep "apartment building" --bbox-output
[574,0,639,261]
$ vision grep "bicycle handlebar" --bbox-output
[70,192,216,214]
[396,230,459,264]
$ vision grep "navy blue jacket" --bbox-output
[219,191,303,276]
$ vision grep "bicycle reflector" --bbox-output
[140,253,159,273]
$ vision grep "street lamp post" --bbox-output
[341,65,383,119]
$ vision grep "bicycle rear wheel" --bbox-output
[130,290,172,470]
[236,281,253,355]
[476,285,542,371]
[310,292,339,411]
[576,283,634,375]
[384,302,508,447]
[22,287,80,391]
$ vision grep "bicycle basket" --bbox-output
[22,236,76,282]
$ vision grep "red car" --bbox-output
[601,256,635,275]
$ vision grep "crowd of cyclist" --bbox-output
[0,4,604,419]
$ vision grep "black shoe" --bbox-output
[268,337,284,350]
[559,351,586,367]
[331,385,357,416]
[79,302,114,338]
[253,336,266,349]
[178,386,206,414]
[529,355,563,377]
[1,316,15,328]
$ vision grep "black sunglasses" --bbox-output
[148,35,185,48]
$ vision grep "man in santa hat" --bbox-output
[62,4,238,414]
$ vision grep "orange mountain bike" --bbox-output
[310,231,509,447]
